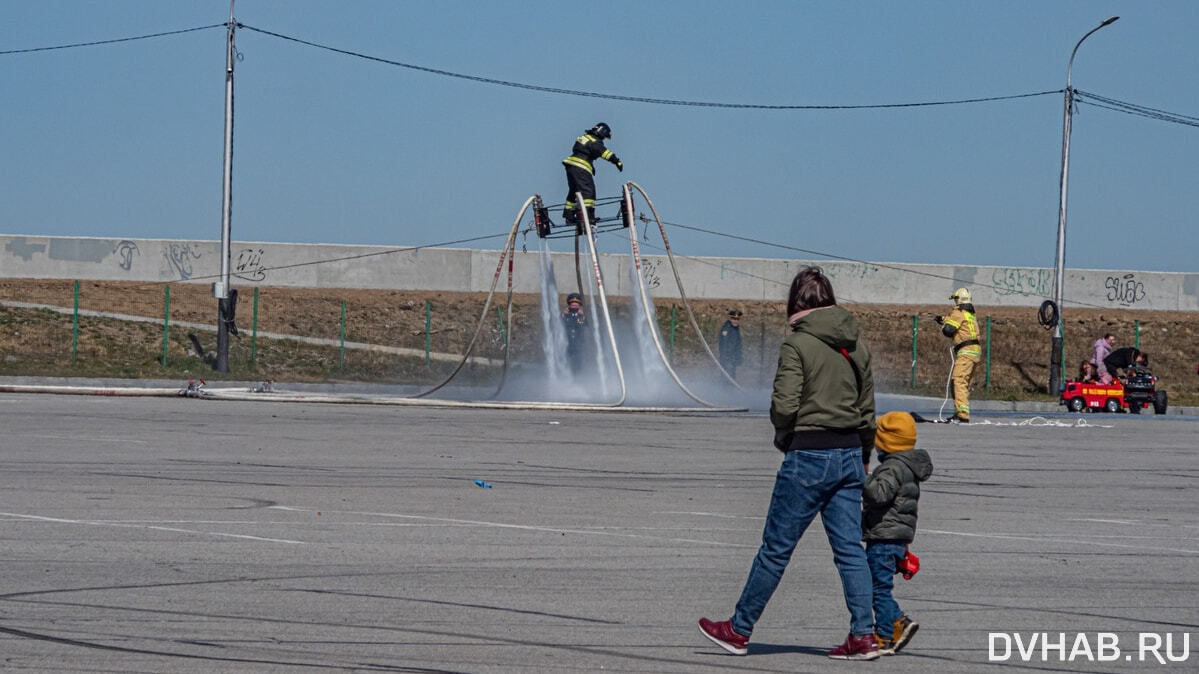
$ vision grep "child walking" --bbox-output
[863,411,933,655]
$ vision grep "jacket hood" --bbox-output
[883,448,933,481]
[791,305,860,350]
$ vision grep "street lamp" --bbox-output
[215,0,237,373]
[1048,16,1118,395]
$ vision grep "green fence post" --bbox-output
[251,287,259,365]
[496,306,506,348]
[71,280,79,364]
[161,285,170,367]
[984,316,992,389]
[910,315,918,388]
[669,305,677,364]
[1134,320,1140,349]
[339,301,347,370]
[425,300,432,366]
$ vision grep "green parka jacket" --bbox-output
[862,448,934,542]
[770,305,877,464]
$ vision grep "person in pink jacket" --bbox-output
[1091,334,1115,384]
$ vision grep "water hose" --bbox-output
[626,181,741,389]
[622,183,713,406]
[412,195,531,398]
[577,191,628,406]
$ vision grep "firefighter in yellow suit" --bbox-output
[936,288,981,423]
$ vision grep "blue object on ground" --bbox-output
[474,479,492,488]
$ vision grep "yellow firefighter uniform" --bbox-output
[939,288,982,422]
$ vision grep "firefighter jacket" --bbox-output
[941,303,981,360]
[562,308,587,356]
[562,132,618,175]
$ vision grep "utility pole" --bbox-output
[1048,16,1118,395]
[215,0,236,372]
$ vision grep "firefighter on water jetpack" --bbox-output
[562,122,622,231]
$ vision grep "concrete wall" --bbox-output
[2,234,1196,311]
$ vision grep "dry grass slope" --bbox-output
[2,279,1196,403]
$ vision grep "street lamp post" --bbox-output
[215,0,236,373]
[1048,16,1118,395]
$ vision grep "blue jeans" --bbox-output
[866,541,906,638]
[732,447,873,637]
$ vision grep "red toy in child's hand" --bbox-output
[898,546,920,580]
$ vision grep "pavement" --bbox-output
[0,383,1196,672]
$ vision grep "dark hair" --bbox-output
[786,266,836,315]
[1104,333,1114,340]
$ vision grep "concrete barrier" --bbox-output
[3,234,1195,311]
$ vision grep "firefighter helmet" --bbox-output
[589,122,612,140]
[950,287,971,304]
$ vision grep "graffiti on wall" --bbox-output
[235,248,268,282]
[164,243,203,280]
[827,262,879,281]
[1104,273,1147,306]
[114,240,139,271]
[991,267,1052,297]
[641,258,663,290]
[6,238,46,261]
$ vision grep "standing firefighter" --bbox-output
[936,288,981,423]
[562,122,622,228]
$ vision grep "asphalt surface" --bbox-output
[0,390,1196,673]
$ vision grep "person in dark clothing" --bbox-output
[561,292,588,374]
[718,309,743,379]
[1103,347,1146,381]
[562,122,622,229]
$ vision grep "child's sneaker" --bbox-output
[697,618,748,655]
[828,633,881,660]
[890,616,919,654]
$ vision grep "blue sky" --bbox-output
[2,1,1196,273]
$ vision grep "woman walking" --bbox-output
[698,266,879,660]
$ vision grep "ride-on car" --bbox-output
[1060,369,1168,414]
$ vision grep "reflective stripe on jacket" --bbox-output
[562,133,614,175]
[942,306,981,358]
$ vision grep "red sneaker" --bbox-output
[828,633,881,660]
[698,617,748,655]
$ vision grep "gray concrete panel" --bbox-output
[3,235,1196,310]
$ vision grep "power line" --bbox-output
[637,215,1117,311]
[237,23,1062,111]
[0,24,226,55]
[1075,89,1199,129]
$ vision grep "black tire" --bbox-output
[1068,397,1086,413]
[1104,398,1120,413]
[1154,390,1168,415]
